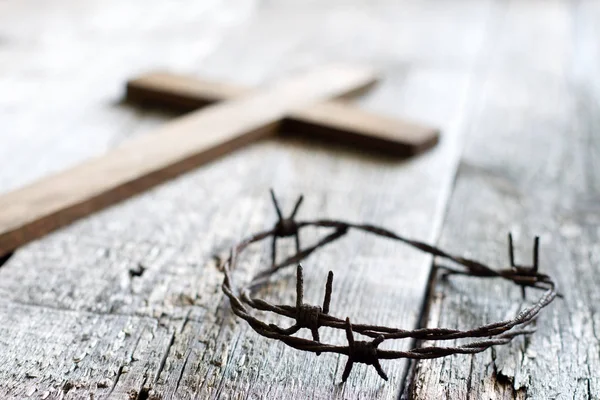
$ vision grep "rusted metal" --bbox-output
[270,189,303,266]
[219,191,558,383]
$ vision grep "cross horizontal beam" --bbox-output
[126,72,439,156]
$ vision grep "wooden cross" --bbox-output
[0,65,438,257]
[125,70,439,156]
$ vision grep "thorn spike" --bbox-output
[533,236,540,272]
[271,237,277,267]
[296,264,304,309]
[508,233,515,267]
[270,189,283,220]
[341,359,353,382]
[314,326,322,356]
[290,194,304,218]
[373,359,388,381]
[312,327,320,343]
[345,317,354,346]
[323,271,334,314]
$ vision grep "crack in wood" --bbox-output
[62,380,74,394]
[134,376,151,400]
[492,368,527,400]
[108,365,125,396]
[154,332,175,384]
[174,348,192,393]
[399,256,439,398]
[465,356,475,398]
[179,309,192,334]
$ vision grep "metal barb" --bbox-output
[296,264,304,309]
[269,265,336,355]
[507,233,545,300]
[508,232,515,267]
[342,318,388,382]
[270,188,283,220]
[271,236,277,268]
[291,195,304,219]
[533,236,539,273]
[269,190,304,266]
[323,271,334,315]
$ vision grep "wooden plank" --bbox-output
[152,70,475,400]
[126,71,439,156]
[1,69,474,400]
[0,302,174,399]
[409,1,600,398]
[0,0,494,399]
[0,65,376,257]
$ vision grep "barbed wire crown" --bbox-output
[219,191,558,383]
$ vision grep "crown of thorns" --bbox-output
[219,191,558,383]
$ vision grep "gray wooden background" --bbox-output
[1,0,598,399]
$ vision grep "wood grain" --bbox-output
[0,68,473,399]
[126,71,439,156]
[0,0,530,399]
[0,301,174,399]
[126,72,250,109]
[0,65,376,258]
[409,1,600,399]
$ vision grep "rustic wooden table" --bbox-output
[1,1,598,399]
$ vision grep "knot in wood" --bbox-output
[296,304,322,330]
[350,341,379,365]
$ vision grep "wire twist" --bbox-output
[220,191,558,383]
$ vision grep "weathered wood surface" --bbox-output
[0,0,595,399]
[408,1,600,399]
[0,0,486,398]
[0,64,377,257]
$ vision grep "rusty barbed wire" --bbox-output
[219,191,558,383]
